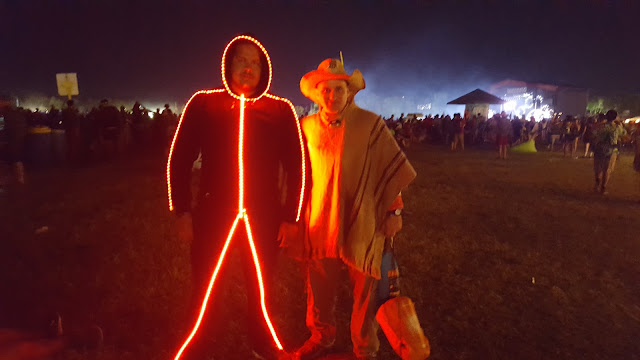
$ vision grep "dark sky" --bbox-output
[1,0,639,110]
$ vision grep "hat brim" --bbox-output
[300,69,365,103]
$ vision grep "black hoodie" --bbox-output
[167,35,305,224]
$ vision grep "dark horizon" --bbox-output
[2,0,639,111]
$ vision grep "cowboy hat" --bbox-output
[300,58,365,103]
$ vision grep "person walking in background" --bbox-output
[151,107,168,154]
[496,112,511,160]
[592,110,626,195]
[451,113,465,151]
[562,116,581,159]
[442,114,452,146]
[561,116,573,157]
[95,99,122,158]
[0,95,27,184]
[548,115,562,151]
[634,125,640,201]
[582,116,597,158]
[61,100,81,165]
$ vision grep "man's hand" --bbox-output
[380,214,402,239]
[277,221,304,259]
[277,221,300,247]
[176,213,194,243]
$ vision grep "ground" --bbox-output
[1,145,639,360]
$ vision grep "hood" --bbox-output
[221,35,272,101]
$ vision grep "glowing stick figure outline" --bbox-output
[167,35,306,359]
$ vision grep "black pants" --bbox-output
[184,201,280,358]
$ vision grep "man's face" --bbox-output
[230,43,262,95]
[316,79,349,115]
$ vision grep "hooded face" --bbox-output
[229,43,262,96]
[222,36,271,100]
[316,79,349,115]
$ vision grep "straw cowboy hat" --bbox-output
[300,58,365,104]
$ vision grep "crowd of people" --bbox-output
[383,109,640,194]
[383,111,639,156]
[2,94,639,193]
[0,97,179,184]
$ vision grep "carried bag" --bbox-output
[376,238,430,360]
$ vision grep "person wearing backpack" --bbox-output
[592,110,627,195]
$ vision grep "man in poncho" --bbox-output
[284,59,417,360]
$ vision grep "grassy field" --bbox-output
[1,144,639,360]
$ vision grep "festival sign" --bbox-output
[55,73,79,99]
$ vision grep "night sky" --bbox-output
[1,0,639,110]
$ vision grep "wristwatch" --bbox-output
[388,208,402,216]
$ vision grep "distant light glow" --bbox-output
[502,92,554,121]
[503,101,517,112]
[527,106,554,122]
[417,103,432,111]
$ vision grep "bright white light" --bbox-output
[502,92,553,121]
[488,109,495,118]
[149,112,155,119]
[503,101,517,112]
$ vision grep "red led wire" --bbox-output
[173,214,242,360]
[167,89,224,211]
[170,35,309,359]
[264,93,306,222]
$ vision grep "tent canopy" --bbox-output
[447,89,505,105]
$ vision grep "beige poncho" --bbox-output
[300,102,416,279]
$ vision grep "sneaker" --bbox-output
[292,339,334,360]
